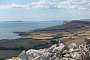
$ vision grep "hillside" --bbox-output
[31,20,90,33]
[1,20,90,59]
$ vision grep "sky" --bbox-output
[0,0,90,21]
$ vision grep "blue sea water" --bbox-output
[0,21,63,39]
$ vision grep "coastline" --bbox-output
[0,32,55,59]
[1,20,90,59]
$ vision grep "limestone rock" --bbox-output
[18,42,90,60]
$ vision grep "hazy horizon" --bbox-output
[0,0,90,21]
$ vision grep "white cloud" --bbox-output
[29,1,49,8]
[0,0,90,10]
[0,3,27,8]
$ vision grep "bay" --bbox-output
[0,20,63,39]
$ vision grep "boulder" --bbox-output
[18,42,90,60]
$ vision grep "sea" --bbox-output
[0,20,63,39]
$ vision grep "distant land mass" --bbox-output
[5,21,24,22]
[30,19,90,33]
[0,19,90,59]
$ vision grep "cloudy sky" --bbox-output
[0,0,90,21]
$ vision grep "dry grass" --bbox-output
[62,30,90,45]
[30,32,56,40]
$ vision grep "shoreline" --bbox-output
[1,20,90,59]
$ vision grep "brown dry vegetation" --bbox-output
[62,30,90,45]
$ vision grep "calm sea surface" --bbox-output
[0,21,63,39]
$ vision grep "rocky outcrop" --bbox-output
[18,41,90,60]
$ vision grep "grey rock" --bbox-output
[18,42,90,60]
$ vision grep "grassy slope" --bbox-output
[0,38,50,59]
